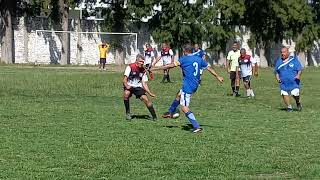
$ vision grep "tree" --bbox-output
[0,0,17,64]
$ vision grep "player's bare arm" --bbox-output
[123,76,131,90]
[254,62,259,77]
[142,81,155,97]
[295,70,302,80]
[150,62,176,71]
[275,73,281,83]
[207,66,224,83]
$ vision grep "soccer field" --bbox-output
[0,65,320,179]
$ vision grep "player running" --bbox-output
[152,43,174,83]
[123,54,157,120]
[275,47,303,112]
[98,42,110,70]
[238,48,258,98]
[152,44,224,133]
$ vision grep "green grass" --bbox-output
[0,65,320,179]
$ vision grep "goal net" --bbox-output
[31,30,138,65]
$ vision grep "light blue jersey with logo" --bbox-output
[175,54,209,93]
[274,56,303,91]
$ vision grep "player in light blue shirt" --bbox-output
[275,47,303,112]
[152,44,224,133]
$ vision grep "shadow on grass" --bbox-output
[165,124,212,131]
[131,114,152,120]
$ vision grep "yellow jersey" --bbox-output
[99,44,110,58]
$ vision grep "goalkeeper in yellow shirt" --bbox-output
[98,43,110,70]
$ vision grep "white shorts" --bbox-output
[180,90,192,106]
[281,88,300,96]
[162,58,172,65]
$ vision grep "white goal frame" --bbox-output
[33,30,138,65]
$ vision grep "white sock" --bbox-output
[250,89,255,97]
[246,89,250,97]
[288,104,292,109]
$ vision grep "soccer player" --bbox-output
[192,43,206,59]
[123,54,157,120]
[98,43,110,70]
[152,43,174,83]
[226,41,241,96]
[143,43,155,80]
[152,44,224,133]
[275,47,303,112]
[238,48,258,98]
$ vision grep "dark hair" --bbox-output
[240,48,246,52]
[183,43,193,53]
[136,54,145,61]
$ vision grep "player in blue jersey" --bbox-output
[193,43,207,85]
[275,47,303,112]
[152,44,224,133]
[192,43,206,59]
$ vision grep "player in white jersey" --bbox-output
[143,43,155,80]
[238,48,258,98]
[152,43,174,83]
[123,54,157,120]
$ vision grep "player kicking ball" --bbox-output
[238,48,258,98]
[123,54,157,120]
[151,44,224,133]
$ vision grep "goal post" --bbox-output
[32,30,138,65]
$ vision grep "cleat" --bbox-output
[192,128,203,133]
[126,113,132,120]
[162,112,172,118]
[287,108,293,112]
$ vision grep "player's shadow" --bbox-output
[165,124,212,131]
[131,114,152,120]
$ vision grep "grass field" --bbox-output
[0,65,320,179]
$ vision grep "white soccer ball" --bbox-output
[172,112,180,119]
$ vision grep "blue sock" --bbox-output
[168,99,179,113]
[185,111,200,129]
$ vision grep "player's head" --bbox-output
[145,43,152,50]
[281,46,290,60]
[204,54,209,61]
[136,54,145,67]
[240,48,246,57]
[232,41,239,51]
[194,43,200,50]
[162,43,168,49]
[183,43,193,55]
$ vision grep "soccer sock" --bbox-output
[246,89,250,97]
[103,63,106,69]
[185,111,200,129]
[168,99,180,114]
[294,96,301,105]
[232,86,235,93]
[147,105,157,119]
[250,89,255,96]
[124,100,130,114]
[235,86,240,93]
[167,74,171,82]
[287,104,293,109]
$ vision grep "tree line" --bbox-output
[0,0,319,65]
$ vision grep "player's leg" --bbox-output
[99,58,102,70]
[180,91,202,133]
[162,69,167,83]
[123,89,132,120]
[163,90,181,118]
[230,72,237,96]
[235,71,241,96]
[243,76,253,97]
[291,88,302,111]
[137,88,157,120]
[281,90,292,112]
[166,69,172,82]
[102,58,106,70]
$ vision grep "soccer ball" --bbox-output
[172,112,180,119]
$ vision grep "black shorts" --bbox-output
[124,87,146,99]
[100,58,106,64]
[229,71,241,80]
